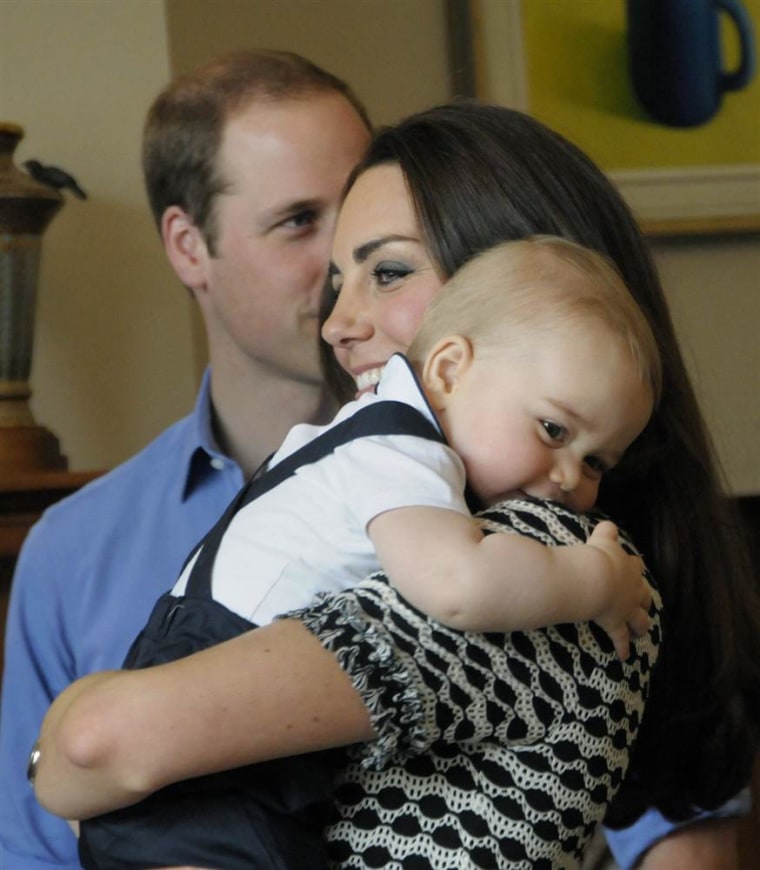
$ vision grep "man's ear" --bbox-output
[162,206,209,293]
[421,335,474,409]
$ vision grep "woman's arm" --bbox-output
[34,619,374,820]
[36,499,658,828]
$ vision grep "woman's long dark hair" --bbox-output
[320,101,760,824]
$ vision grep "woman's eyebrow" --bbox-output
[353,235,417,264]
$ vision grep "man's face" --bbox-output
[199,93,370,385]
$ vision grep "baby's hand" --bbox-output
[586,520,652,660]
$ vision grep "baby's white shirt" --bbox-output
[172,355,469,624]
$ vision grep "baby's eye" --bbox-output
[372,261,412,286]
[584,455,607,477]
[541,420,567,443]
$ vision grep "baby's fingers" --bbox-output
[638,573,654,613]
[608,625,632,661]
[588,520,619,545]
[628,605,651,640]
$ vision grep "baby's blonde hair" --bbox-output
[408,235,662,405]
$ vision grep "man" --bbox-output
[0,49,371,868]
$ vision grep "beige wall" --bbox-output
[651,235,760,494]
[0,0,757,494]
[165,0,450,126]
[0,0,198,471]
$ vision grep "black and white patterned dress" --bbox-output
[292,498,662,869]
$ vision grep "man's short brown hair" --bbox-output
[142,49,370,253]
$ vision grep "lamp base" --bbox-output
[0,425,67,475]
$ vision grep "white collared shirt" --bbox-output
[173,355,468,624]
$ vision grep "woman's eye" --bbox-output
[541,420,566,442]
[372,261,412,286]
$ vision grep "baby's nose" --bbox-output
[549,457,582,494]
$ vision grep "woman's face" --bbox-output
[322,164,444,395]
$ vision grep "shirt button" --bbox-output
[210,457,226,471]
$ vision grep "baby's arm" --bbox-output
[368,507,651,659]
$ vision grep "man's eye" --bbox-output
[541,420,566,442]
[372,262,412,286]
[283,210,317,229]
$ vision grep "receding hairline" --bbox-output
[156,49,371,127]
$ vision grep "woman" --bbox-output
[34,103,760,867]
[320,103,760,824]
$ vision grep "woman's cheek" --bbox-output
[392,287,441,351]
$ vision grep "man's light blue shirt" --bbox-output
[603,789,751,869]
[0,371,244,869]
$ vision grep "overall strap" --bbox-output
[185,401,444,598]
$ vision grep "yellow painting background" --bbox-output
[521,0,760,170]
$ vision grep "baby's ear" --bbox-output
[421,335,474,409]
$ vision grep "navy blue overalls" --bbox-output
[78,401,444,870]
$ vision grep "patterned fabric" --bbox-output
[294,498,662,869]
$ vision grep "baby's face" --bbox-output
[428,325,654,512]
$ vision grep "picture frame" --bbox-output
[447,0,760,237]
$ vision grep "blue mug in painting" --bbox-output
[626,0,756,126]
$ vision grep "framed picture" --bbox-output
[448,0,760,236]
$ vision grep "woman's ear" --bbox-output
[421,335,474,409]
[161,206,209,294]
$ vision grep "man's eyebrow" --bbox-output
[352,235,418,263]
[265,198,321,223]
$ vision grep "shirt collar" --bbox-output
[180,368,241,501]
[378,353,483,514]
[376,353,444,436]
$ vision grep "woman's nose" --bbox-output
[321,294,374,348]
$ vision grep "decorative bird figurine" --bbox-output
[23,160,88,200]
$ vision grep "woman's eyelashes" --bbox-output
[328,259,413,296]
[371,261,413,287]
